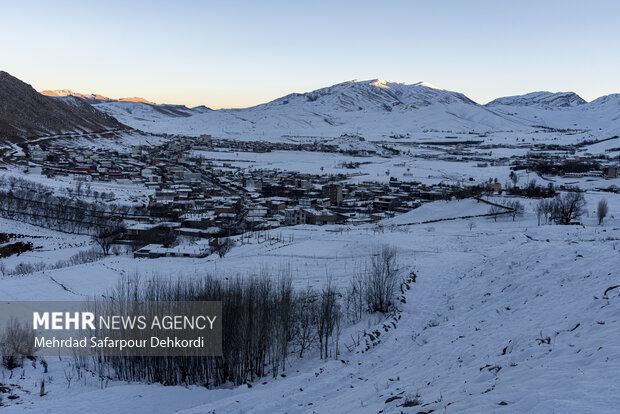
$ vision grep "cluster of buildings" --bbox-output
[12,136,453,243]
[6,132,617,259]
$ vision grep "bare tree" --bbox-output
[597,198,609,225]
[65,366,75,388]
[507,200,525,221]
[509,171,519,187]
[93,224,125,255]
[363,245,400,313]
[347,274,365,321]
[550,192,586,225]
[292,288,318,358]
[537,199,554,225]
[212,237,233,258]
[536,201,544,226]
[488,205,503,221]
[318,277,339,359]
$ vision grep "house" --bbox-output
[487,182,502,193]
[198,134,213,146]
[141,167,158,178]
[184,172,201,182]
[155,189,176,202]
[170,167,187,181]
[419,187,447,201]
[603,166,617,179]
[30,148,47,162]
[126,223,165,242]
[74,167,91,175]
[304,208,338,225]
[284,208,307,225]
[318,198,331,208]
[175,186,193,199]
[133,243,210,258]
[133,244,166,258]
[374,195,401,212]
[322,183,343,206]
[180,212,215,229]
[26,166,43,175]
[265,197,289,213]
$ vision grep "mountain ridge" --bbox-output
[39,79,620,113]
[485,91,587,108]
[40,89,157,105]
[4,73,619,140]
[92,78,538,138]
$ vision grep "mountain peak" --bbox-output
[368,78,390,88]
[118,96,157,105]
[350,79,446,91]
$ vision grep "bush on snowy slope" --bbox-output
[597,198,609,224]
[1,317,36,371]
[4,247,107,277]
[350,245,401,314]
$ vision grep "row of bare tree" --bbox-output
[0,177,142,234]
[74,273,343,386]
[69,246,402,386]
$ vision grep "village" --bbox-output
[1,131,617,259]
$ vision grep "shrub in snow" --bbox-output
[598,199,608,225]
[0,317,36,371]
[353,245,401,314]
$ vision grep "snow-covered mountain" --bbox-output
[486,91,620,134]
[41,89,212,119]
[40,89,158,105]
[92,79,536,139]
[40,89,118,103]
[262,79,476,111]
[94,100,207,119]
[40,79,620,140]
[486,91,586,109]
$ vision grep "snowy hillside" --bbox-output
[486,91,587,108]
[89,79,620,140]
[94,100,201,121]
[92,79,534,139]
[39,89,213,123]
[485,91,620,135]
[1,197,618,413]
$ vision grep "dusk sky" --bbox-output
[2,0,619,108]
